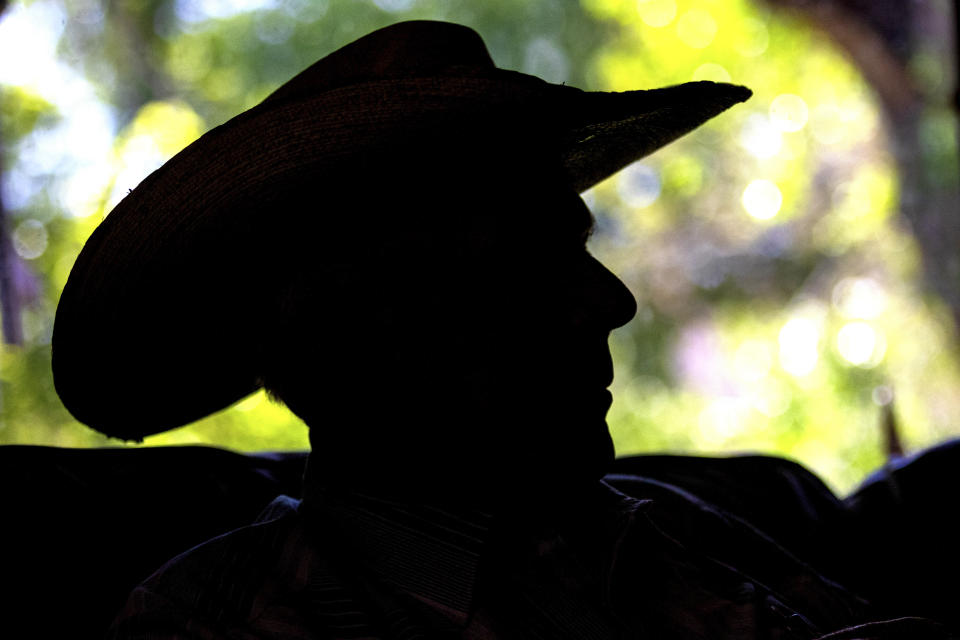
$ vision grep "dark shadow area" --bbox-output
[0,445,307,638]
[4,443,959,637]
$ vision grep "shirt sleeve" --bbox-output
[106,501,315,640]
[107,584,227,640]
[813,616,958,639]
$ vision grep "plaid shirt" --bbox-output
[107,479,954,639]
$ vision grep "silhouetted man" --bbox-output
[52,21,955,640]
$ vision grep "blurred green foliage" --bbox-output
[1,0,958,494]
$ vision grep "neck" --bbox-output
[300,449,604,518]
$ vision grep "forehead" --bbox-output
[319,130,595,253]
[480,156,594,241]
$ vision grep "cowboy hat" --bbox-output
[52,20,750,440]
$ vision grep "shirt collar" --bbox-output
[302,487,494,624]
[298,478,647,627]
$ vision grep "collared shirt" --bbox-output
[107,478,955,639]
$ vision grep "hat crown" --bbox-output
[264,21,496,106]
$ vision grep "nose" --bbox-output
[573,254,637,331]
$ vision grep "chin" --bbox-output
[570,424,616,478]
[534,414,616,483]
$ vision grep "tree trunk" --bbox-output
[764,0,960,331]
[0,103,23,345]
[0,0,23,344]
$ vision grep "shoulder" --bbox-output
[109,496,324,639]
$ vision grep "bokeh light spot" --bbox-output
[737,18,769,57]
[523,37,569,85]
[752,382,791,418]
[811,104,845,145]
[662,154,703,197]
[837,321,884,366]
[692,63,731,83]
[697,398,749,446]
[61,162,114,218]
[832,277,887,319]
[779,317,820,377]
[3,167,39,211]
[175,0,280,23]
[0,0,65,87]
[676,9,717,49]
[830,165,895,222]
[13,219,48,260]
[373,0,417,11]
[281,0,329,21]
[638,0,677,28]
[742,179,782,220]
[739,114,782,159]
[618,163,661,208]
[770,94,809,132]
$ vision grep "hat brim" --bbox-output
[52,62,749,440]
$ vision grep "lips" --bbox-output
[601,388,613,410]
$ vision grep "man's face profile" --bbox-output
[270,136,637,498]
